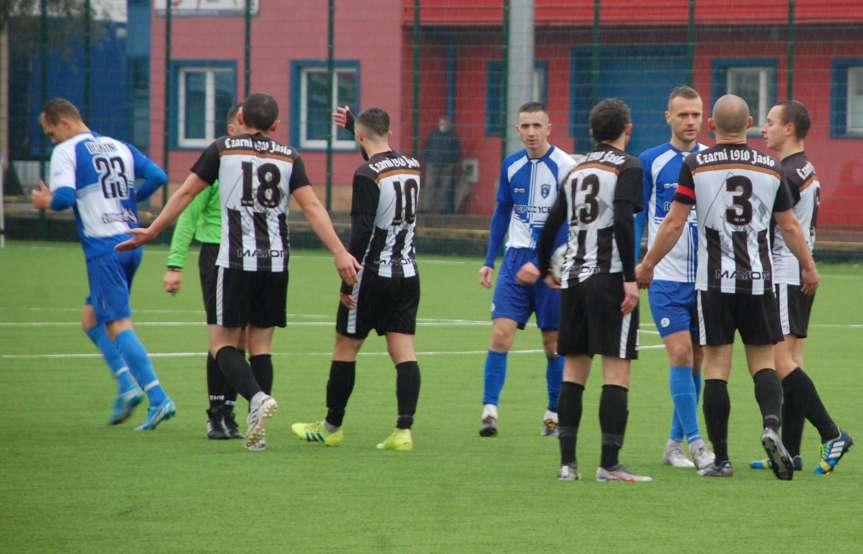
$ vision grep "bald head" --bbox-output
[712,94,751,135]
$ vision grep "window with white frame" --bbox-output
[726,66,773,133]
[178,67,234,148]
[848,67,863,134]
[299,66,358,149]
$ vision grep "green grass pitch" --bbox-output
[1,241,861,552]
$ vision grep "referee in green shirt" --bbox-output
[163,105,245,440]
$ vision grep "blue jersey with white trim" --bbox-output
[636,142,705,283]
[485,146,576,267]
[48,132,157,259]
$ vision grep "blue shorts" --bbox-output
[647,279,698,340]
[491,248,560,331]
[85,248,142,324]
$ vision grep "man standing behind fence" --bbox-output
[422,115,461,214]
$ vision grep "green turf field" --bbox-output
[1,241,860,552]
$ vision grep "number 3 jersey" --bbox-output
[674,143,793,295]
[191,133,310,272]
[48,132,158,259]
[344,151,421,290]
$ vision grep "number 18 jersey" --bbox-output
[675,143,793,295]
[191,133,310,272]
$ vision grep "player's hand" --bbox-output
[635,262,653,289]
[800,264,820,295]
[334,250,361,286]
[332,106,350,129]
[31,181,52,210]
[479,266,494,289]
[340,292,357,309]
[621,281,639,314]
[515,262,540,285]
[116,227,156,251]
[163,269,182,295]
[544,274,561,290]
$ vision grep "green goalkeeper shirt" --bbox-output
[165,181,222,269]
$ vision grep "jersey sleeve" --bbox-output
[190,141,221,185]
[537,192,567,277]
[483,170,514,268]
[128,143,168,201]
[782,167,803,206]
[289,155,311,192]
[633,152,652,262]
[772,177,794,213]
[166,184,213,269]
[614,165,643,210]
[674,162,696,205]
[613,164,643,281]
[48,144,76,191]
[342,172,380,293]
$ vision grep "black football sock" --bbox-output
[558,381,584,466]
[794,367,840,442]
[599,384,628,469]
[781,368,808,457]
[224,351,243,408]
[325,361,356,428]
[753,368,782,431]
[249,354,273,396]
[395,361,421,429]
[704,379,730,463]
[206,352,225,411]
[215,346,261,401]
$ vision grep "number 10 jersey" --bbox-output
[191,133,311,272]
[674,143,793,295]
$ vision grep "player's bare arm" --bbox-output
[775,209,820,295]
[636,200,690,288]
[478,265,494,288]
[292,185,361,285]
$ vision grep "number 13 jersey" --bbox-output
[675,143,793,295]
[191,133,310,272]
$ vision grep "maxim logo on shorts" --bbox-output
[236,248,285,258]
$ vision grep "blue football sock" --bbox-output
[482,350,508,406]
[114,329,167,405]
[670,365,701,443]
[546,355,563,412]
[86,324,137,394]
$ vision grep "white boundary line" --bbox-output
[0,345,667,360]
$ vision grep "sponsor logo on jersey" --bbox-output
[100,208,137,225]
[236,248,285,259]
[714,269,771,280]
[514,204,551,215]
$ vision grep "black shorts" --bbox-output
[696,289,783,346]
[336,271,419,340]
[198,242,220,313]
[558,273,638,360]
[775,283,815,338]
[205,264,289,328]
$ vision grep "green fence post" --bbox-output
[412,0,421,159]
[162,0,172,205]
[244,0,252,98]
[500,0,509,163]
[787,0,795,99]
[325,0,335,212]
[687,0,695,85]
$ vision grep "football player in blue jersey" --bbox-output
[477,102,576,437]
[31,98,175,430]
[634,86,714,469]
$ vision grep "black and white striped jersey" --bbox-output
[772,152,820,285]
[345,151,421,285]
[674,143,793,295]
[191,133,310,272]
[546,144,642,287]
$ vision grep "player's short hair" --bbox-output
[668,85,700,106]
[41,98,82,125]
[356,108,390,137]
[589,98,631,143]
[778,100,810,139]
[242,93,279,131]
[226,104,242,124]
[517,101,547,116]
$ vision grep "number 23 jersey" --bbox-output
[191,133,310,272]
[674,143,793,295]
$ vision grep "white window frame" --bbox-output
[727,67,770,135]
[847,66,863,134]
[178,67,232,148]
[532,66,546,103]
[299,67,358,150]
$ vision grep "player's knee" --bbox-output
[542,336,557,358]
[666,341,694,367]
[80,307,97,333]
[490,327,514,351]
